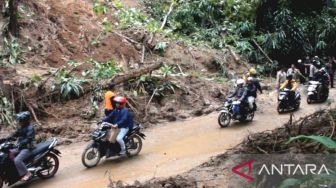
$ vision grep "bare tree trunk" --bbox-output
[8,0,19,37]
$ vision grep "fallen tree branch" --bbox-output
[252,39,273,64]
[27,105,41,126]
[112,62,163,85]
[160,1,175,30]
[141,45,145,63]
[112,31,140,45]
[144,88,157,118]
[226,45,240,63]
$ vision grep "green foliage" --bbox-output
[102,17,113,32]
[286,135,336,150]
[93,1,108,14]
[59,77,84,98]
[30,74,42,88]
[159,64,175,78]
[0,97,15,128]
[52,67,86,99]
[279,172,336,188]
[129,75,179,101]
[279,178,302,188]
[2,36,23,64]
[118,8,147,29]
[91,32,103,47]
[154,42,167,55]
[82,59,121,81]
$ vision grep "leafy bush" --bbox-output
[59,77,85,98]
[117,8,147,29]
[93,1,108,14]
[2,36,23,64]
[0,97,15,127]
[82,59,121,80]
[51,67,86,99]
[154,42,167,55]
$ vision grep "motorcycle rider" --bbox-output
[103,96,133,156]
[247,68,263,96]
[280,74,298,105]
[246,77,257,111]
[6,111,35,181]
[104,82,116,116]
[313,68,330,97]
[227,79,247,117]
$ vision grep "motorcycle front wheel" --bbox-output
[37,153,59,179]
[82,144,101,168]
[218,112,231,127]
[307,96,313,104]
[127,135,143,157]
[0,177,3,188]
[277,104,284,114]
[245,111,255,122]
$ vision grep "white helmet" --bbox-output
[247,77,253,82]
[236,79,245,85]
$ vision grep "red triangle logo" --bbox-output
[231,159,255,181]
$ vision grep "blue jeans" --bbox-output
[11,149,31,176]
[116,128,129,152]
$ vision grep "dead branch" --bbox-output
[226,45,240,63]
[112,62,163,85]
[27,105,41,126]
[112,31,140,45]
[144,88,157,118]
[252,39,273,64]
[160,1,175,30]
[256,146,269,154]
[141,45,145,63]
[328,112,335,138]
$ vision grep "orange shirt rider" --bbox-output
[104,83,116,116]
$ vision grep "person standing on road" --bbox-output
[104,83,116,116]
[326,57,336,88]
[276,67,287,90]
[309,61,318,81]
[304,56,312,77]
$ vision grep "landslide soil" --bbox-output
[0,0,246,144]
[10,88,336,188]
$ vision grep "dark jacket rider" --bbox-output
[6,111,35,181]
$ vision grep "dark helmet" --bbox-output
[286,74,293,80]
[16,111,31,122]
[108,82,115,90]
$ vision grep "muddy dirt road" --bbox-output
[13,89,335,188]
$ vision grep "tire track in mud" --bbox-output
[13,88,336,188]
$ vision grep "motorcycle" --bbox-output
[218,98,255,128]
[0,138,60,188]
[277,88,301,113]
[82,122,146,168]
[307,81,329,104]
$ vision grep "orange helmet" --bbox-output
[114,96,127,105]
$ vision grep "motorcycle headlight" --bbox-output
[307,87,315,92]
[278,95,285,100]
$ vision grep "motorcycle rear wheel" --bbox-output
[218,112,231,127]
[37,153,59,179]
[307,96,312,104]
[245,111,255,122]
[127,135,143,157]
[82,145,101,168]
